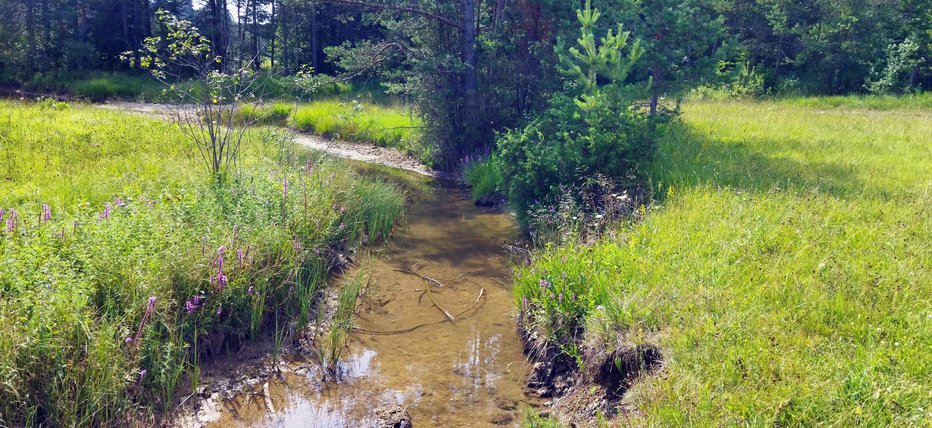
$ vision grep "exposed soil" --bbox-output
[518,315,663,426]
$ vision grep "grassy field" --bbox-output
[516,100,931,425]
[291,99,429,163]
[0,101,404,425]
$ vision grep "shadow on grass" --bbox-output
[649,121,871,200]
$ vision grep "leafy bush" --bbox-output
[497,1,663,226]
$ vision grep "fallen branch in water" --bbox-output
[351,288,487,335]
[426,286,455,321]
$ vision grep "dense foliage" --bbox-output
[2,0,927,163]
[497,1,664,224]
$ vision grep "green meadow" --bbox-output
[0,100,404,425]
[515,100,931,426]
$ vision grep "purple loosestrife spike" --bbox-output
[237,248,245,269]
[522,296,528,308]
[41,204,51,224]
[283,177,289,200]
[0,208,5,223]
[216,271,227,291]
[550,293,555,300]
[6,209,17,232]
[539,279,550,289]
[114,197,125,207]
[217,246,226,271]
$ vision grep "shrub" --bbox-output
[497,0,664,226]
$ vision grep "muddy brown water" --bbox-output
[208,169,534,427]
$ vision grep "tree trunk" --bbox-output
[121,0,131,51]
[461,0,478,94]
[270,0,276,69]
[311,3,320,72]
[650,63,660,114]
[282,2,289,73]
[25,0,36,72]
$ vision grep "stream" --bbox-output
[204,167,534,427]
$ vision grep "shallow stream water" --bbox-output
[209,169,533,427]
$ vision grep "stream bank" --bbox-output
[178,165,536,427]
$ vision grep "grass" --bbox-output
[292,99,430,164]
[464,156,504,202]
[24,71,166,101]
[0,100,404,426]
[515,99,931,426]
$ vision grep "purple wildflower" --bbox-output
[41,204,51,224]
[558,293,563,302]
[550,293,555,300]
[125,336,134,344]
[138,368,147,382]
[98,202,111,221]
[216,305,222,317]
[237,248,245,269]
[522,296,528,307]
[247,286,254,296]
[216,246,226,271]
[6,209,17,232]
[283,177,289,200]
[539,279,550,289]
[185,298,198,313]
[0,208,5,222]
[113,197,125,207]
[216,271,228,291]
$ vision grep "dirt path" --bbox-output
[100,101,434,177]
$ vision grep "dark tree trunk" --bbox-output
[461,0,478,94]
[650,63,660,114]
[311,3,320,72]
[282,1,290,73]
[121,0,131,51]
[270,0,275,69]
[25,0,36,72]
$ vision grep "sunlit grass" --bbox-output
[0,100,404,426]
[515,99,931,425]
[292,99,430,164]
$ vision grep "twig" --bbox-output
[262,382,276,415]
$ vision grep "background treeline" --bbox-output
[0,0,928,162]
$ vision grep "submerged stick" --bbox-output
[263,382,276,415]
[352,288,486,336]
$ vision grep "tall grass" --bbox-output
[515,99,931,425]
[463,156,503,202]
[292,99,430,164]
[0,101,404,426]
